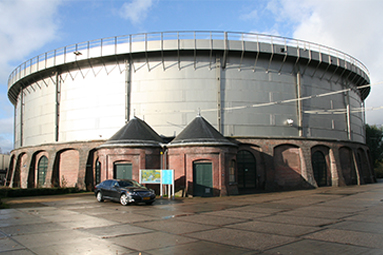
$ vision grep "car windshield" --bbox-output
[118,180,143,188]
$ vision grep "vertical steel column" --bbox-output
[216,57,222,133]
[125,60,132,123]
[222,32,228,69]
[296,71,303,137]
[362,101,366,143]
[346,91,351,140]
[55,72,61,142]
[20,87,24,147]
[13,106,16,148]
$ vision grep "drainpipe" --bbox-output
[160,144,168,170]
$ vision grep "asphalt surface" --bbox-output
[1,182,383,255]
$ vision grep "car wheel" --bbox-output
[120,194,129,206]
[96,191,104,202]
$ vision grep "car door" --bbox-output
[100,180,112,198]
[109,180,121,200]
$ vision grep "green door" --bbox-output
[114,163,132,179]
[193,162,213,197]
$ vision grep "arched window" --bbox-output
[38,156,48,187]
[312,151,327,187]
[229,160,236,183]
[95,160,101,184]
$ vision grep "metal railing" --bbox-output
[7,31,370,89]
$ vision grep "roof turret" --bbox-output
[99,117,163,147]
[169,115,236,147]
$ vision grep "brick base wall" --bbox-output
[6,137,375,195]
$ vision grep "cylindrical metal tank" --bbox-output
[8,32,370,148]
[6,31,372,191]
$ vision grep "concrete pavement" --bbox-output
[1,182,383,254]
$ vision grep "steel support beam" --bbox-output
[216,57,222,133]
[297,71,303,137]
[125,60,132,123]
[55,72,61,142]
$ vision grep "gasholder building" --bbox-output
[6,31,375,196]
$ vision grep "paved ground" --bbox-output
[1,182,383,255]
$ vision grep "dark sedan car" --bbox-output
[94,179,156,206]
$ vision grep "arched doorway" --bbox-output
[237,150,256,193]
[13,154,24,188]
[37,156,48,187]
[312,151,327,187]
[27,156,36,188]
[357,148,372,184]
[85,149,97,191]
[340,147,357,185]
[6,155,15,187]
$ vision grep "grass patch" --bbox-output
[0,188,87,209]
[0,187,83,199]
[374,161,383,179]
[0,198,9,209]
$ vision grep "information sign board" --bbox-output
[161,170,173,185]
[140,170,161,184]
[139,169,175,199]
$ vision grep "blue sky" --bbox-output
[1,0,383,153]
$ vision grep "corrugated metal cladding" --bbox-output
[6,32,373,193]
[8,33,369,149]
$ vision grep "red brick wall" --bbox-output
[59,150,80,188]
[168,145,237,196]
[18,153,28,188]
[7,138,374,194]
[274,145,302,188]
[96,147,161,183]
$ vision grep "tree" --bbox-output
[365,124,383,167]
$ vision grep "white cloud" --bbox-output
[265,0,312,24]
[241,9,258,21]
[269,0,383,125]
[0,0,62,152]
[119,0,156,24]
[0,0,62,81]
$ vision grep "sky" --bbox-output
[0,0,383,153]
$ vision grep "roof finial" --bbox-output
[197,108,201,117]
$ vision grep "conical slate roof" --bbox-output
[169,115,236,147]
[99,117,163,147]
